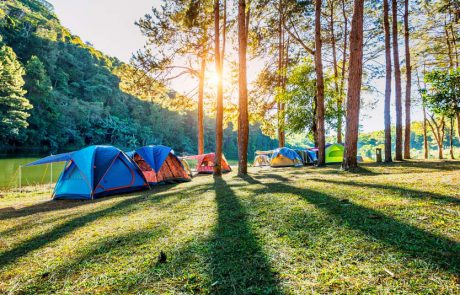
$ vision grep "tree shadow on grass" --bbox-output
[311,178,460,205]
[15,228,169,294]
[0,183,211,270]
[252,173,291,183]
[0,184,179,221]
[354,161,460,175]
[209,177,282,294]
[242,176,460,277]
[267,161,460,178]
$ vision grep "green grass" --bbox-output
[0,160,459,294]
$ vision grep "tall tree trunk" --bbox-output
[423,105,428,159]
[444,18,454,69]
[330,1,341,143]
[280,37,290,147]
[439,117,445,159]
[197,56,206,155]
[439,143,444,159]
[457,113,460,141]
[339,0,348,97]
[213,0,224,177]
[450,117,455,159]
[427,115,445,159]
[342,0,364,171]
[403,0,411,159]
[315,0,326,166]
[417,66,429,159]
[392,0,403,161]
[383,0,392,163]
[312,97,318,147]
[449,4,459,67]
[277,0,285,147]
[338,0,348,143]
[237,0,249,175]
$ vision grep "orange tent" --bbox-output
[183,153,231,174]
[130,145,191,185]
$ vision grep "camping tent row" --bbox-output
[26,145,191,200]
[253,144,344,167]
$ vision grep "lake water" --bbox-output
[0,156,65,189]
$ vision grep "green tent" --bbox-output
[325,143,344,163]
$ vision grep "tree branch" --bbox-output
[283,18,315,56]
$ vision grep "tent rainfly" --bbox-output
[26,146,148,200]
[325,143,344,163]
[129,145,191,185]
[270,147,303,167]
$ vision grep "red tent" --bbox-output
[183,153,232,174]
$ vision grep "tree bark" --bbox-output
[342,0,364,171]
[444,19,454,69]
[392,0,403,161]
[277,0,285,148]
[330,1,341,144]
[339,0,348,144]
[213,0,224,177]
[457,113,460,141]
[448,5,459,67]
[197,56,206,155]
[426,115,445,159]
[403,0,411,159]
[238,0,249,175]
[383,0,392,163]
[417,66,429,159]
[423,105,428,159]
[315,0,326,166]
[450,117,455,159]
[312,96,318,147]
[439,118,445,159]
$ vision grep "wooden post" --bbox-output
[376,148,382,163]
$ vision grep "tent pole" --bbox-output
[50,162,53,190]
[18,165,22,193]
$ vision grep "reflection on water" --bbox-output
[0,156,65,189]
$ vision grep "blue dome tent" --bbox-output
[26,146,149,200]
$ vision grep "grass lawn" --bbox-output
[0,160,459,294]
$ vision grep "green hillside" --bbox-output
[0,0,277,157]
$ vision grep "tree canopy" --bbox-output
[0,0,277,157]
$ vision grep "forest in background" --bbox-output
[0,0,459,161]
[0,0,278,159]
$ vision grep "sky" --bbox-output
[47,0,423,133]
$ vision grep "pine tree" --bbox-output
[237,0,249,175]
[342,0,364,170]
[0,44,32,140]
[383,0,392,162]
[392,0,403,161]
[315,0,326,166]
[24,55,56,145]
[403,0,412,159]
